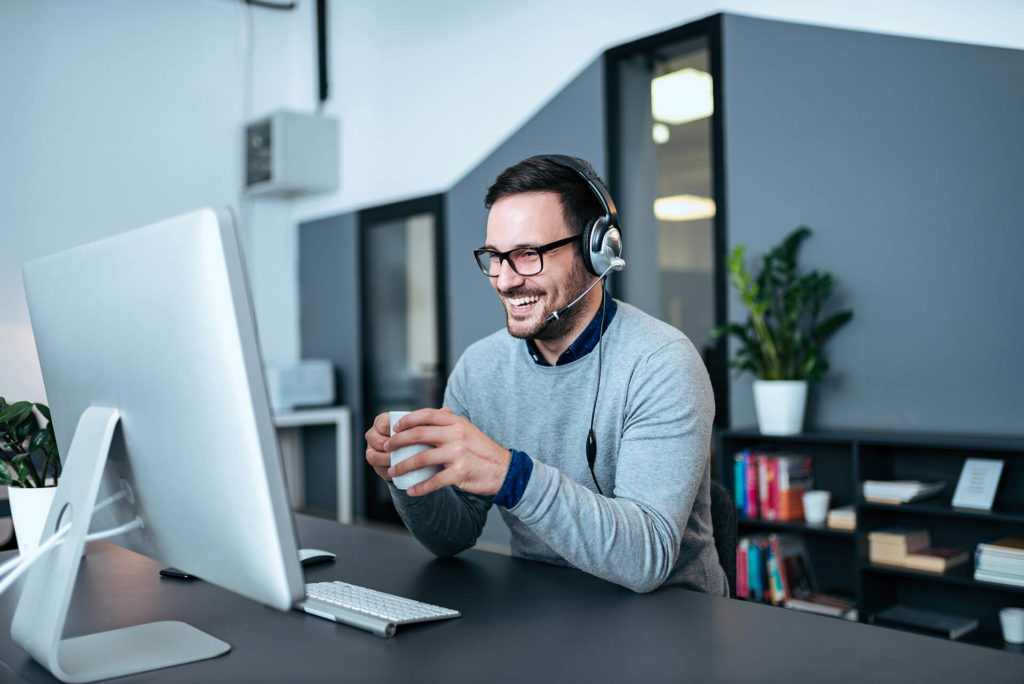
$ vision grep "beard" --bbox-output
[501,260,594,341]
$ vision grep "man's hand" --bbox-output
[385,408,511,497]
[364,412,397,483]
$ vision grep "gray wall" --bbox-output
[298,212,364,516]
[721,14,1024,434]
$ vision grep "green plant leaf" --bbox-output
[29,430,49,453]
[812,310,853,345]
[0,401,33,428]
[35,403,51,421]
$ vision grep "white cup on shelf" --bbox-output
[1000,607,1024,643]
[802,490,831,524]
[388,411,442,491]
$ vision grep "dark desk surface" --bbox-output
[1,514,1022,683]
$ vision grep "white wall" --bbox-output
[0,0,313,403]
[3,0,1024,406]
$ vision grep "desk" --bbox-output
[1,515,1022,683]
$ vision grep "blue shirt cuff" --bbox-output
[491,449,533,509]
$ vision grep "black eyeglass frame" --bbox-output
[473,234,580,277]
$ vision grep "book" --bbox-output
[826,504,856,530]
[769,533,815,601]
[902,547,969,573]
[977,536,1024,560]
[733,452,747,513]
[776,455,813,521]
[869,604,978,640]
[869,545,912,566]
[758,454,772,520]
[862,480,944,503]
[745,453,759,519]
[748,539,763,601]
[768,535,787,602]
[974,569,1024,587]
[766,546,783,604]
[867,526,931,550]
[785,592,856,619]
[736,539,749,598]
[974,551,1024,575]
[868,527,930,565]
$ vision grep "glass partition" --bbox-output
[610,30,727,425]
[359,196,447,522]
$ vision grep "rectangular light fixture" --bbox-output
[651,68,714,125]
[654,194,716,221]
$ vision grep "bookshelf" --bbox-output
[718,428,1024,653]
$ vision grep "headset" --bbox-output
[529,154,625,496]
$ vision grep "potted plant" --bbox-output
[711,227,853,435]
[0,397,61,552]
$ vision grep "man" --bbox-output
[364,155,726,595]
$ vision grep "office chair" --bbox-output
[709,479,737,597]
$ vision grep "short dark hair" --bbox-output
[484,156,605,236]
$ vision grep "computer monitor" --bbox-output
[15,208,304,682]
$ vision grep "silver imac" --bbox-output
[16,208,304,682]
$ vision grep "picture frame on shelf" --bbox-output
[951,458,1004,510]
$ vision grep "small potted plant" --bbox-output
[0,397,61,552]
[712,227,853,435]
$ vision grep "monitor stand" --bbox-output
[10,407,230,683]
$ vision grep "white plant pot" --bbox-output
[8,484,58,555]
[753,380,808,436]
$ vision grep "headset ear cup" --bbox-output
[587,219,613,276]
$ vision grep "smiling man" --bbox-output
[364,155,727,595]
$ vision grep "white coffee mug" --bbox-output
[389,411,442,491]
[1000,607,1024,643]
[802,490,831,524]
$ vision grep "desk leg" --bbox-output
[336,410,353,524]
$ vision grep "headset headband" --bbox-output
[532,154,618,230]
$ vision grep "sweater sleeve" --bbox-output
[505,339,714,593]
[388,355,493,556]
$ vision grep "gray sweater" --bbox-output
[390,301,727,595]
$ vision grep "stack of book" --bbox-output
[974,536,1024,587]
[862,480,944,504]
[733,451,813,521]
[867,526,969,573]
[736,533,856,619]
[826,504,856,530]
[737,533,813,605]
[868,526,930,566]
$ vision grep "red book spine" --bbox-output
[745,453,759,518]
[768,457,780,520]
[757,454,769,520]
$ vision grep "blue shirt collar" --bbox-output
[526,293,617,367]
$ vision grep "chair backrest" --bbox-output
[709,478,737,597]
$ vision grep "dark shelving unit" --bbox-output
[719,428,1024,654]
[737,515,855,539]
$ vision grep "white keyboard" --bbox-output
[301,581,460,637]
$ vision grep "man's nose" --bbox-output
[495,258,525,291]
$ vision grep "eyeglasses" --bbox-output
[473,235,579,277]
